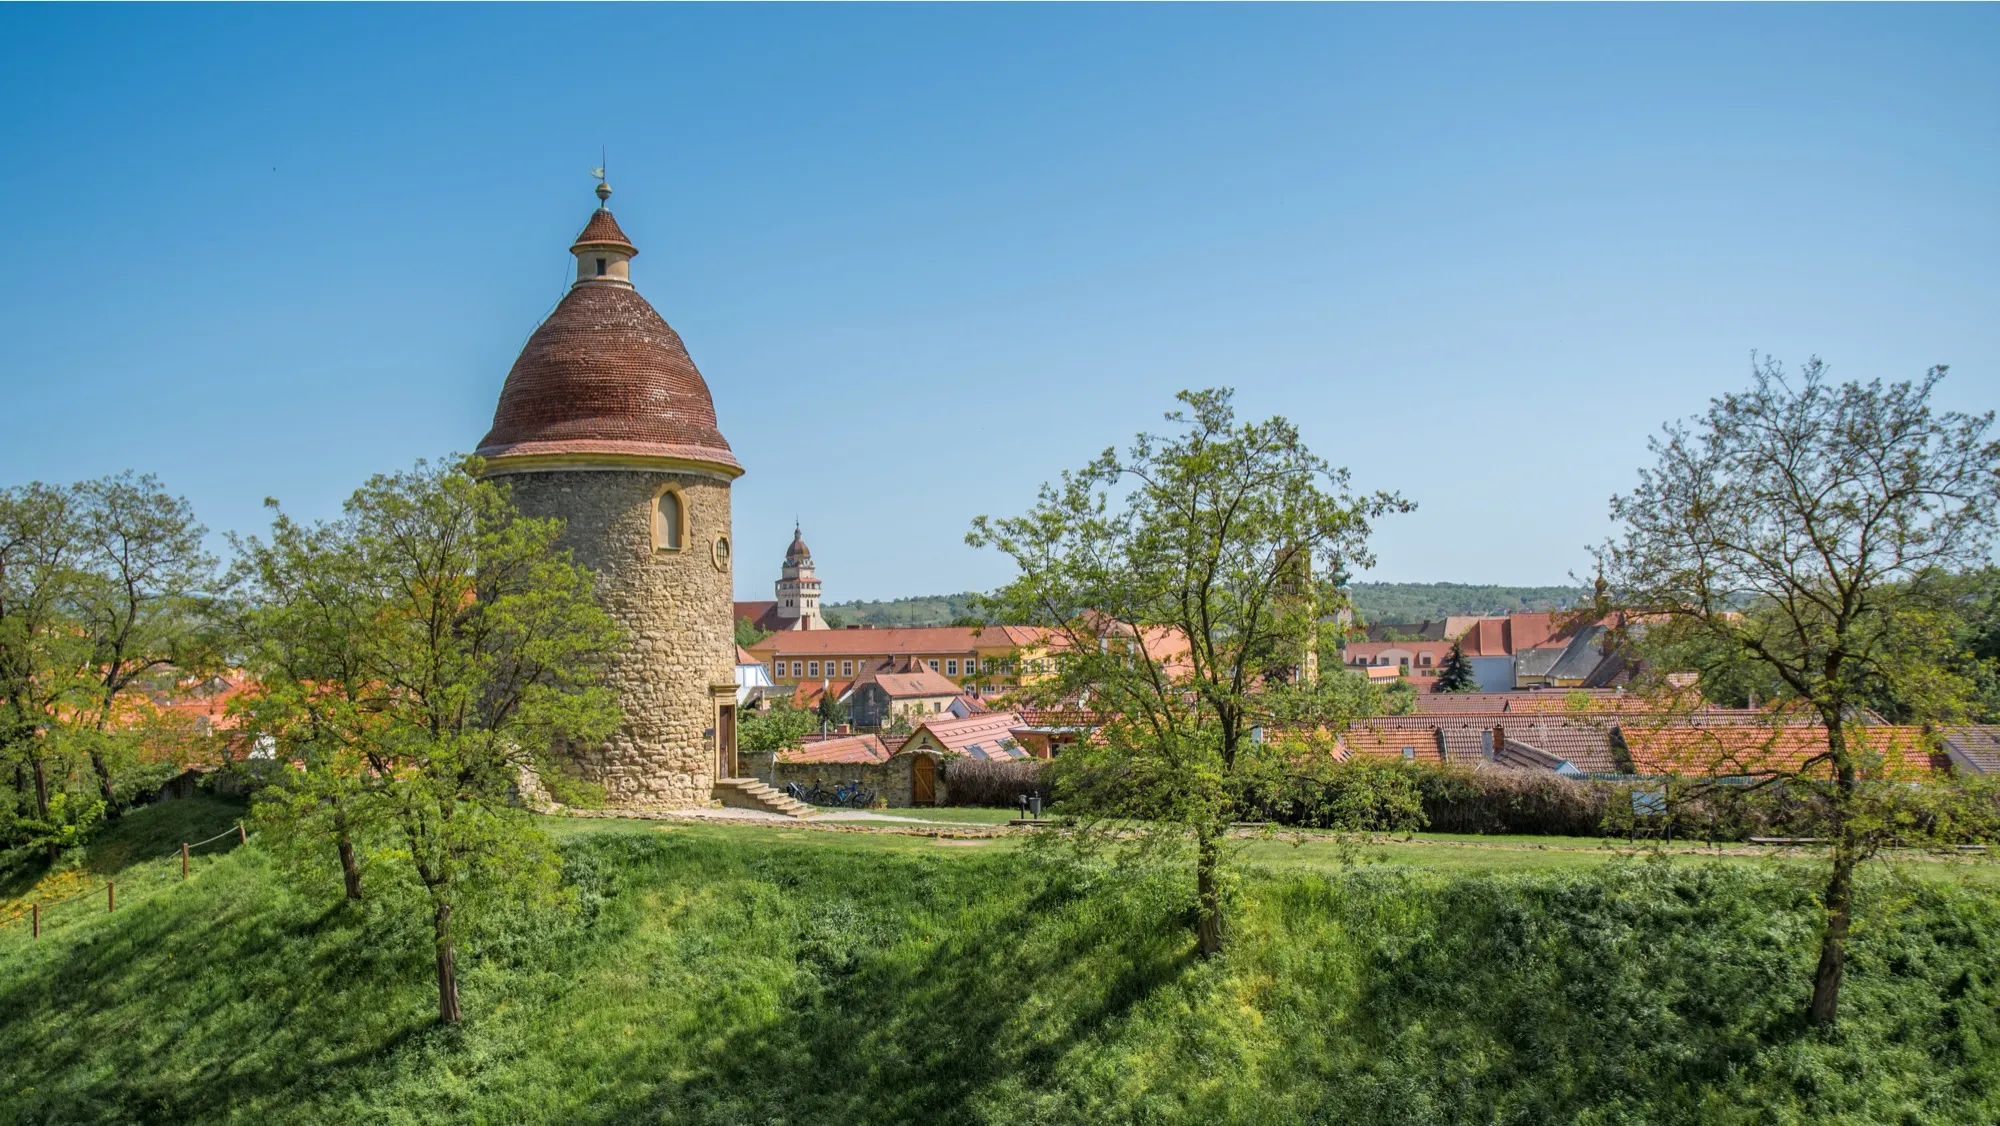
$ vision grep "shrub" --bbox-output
[1416,765,1615,837]
[941,757,1049,808]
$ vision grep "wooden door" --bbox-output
[912,754,936,806]
[716,705,737,780]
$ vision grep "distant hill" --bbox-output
[826,583,1587,628]
[1346,582,1588,623]
[822,593,988,628]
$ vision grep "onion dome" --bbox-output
[476,183,740,476]
[786,524,812,565]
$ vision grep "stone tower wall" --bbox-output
[497,467,735,807]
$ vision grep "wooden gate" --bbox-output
[716,705,737,780]
[911,754,936,806]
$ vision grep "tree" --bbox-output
[740,698,815,753]
[1597,356,2000,1028]
[240,458,619,1023]
[816,689,849,731]
[971,388,1408,955]
[734,617,771,650]
[1,474,215,856]
[1434,642,1478,693]
[71,473,219,812]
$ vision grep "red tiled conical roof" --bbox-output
[572,208,637,255]
[477,206,738,473]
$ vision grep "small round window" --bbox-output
[712,535,731,571]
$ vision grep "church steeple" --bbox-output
[775,524,825,630]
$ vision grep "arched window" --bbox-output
[655,489,684,551]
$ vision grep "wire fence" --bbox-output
[0,821,249,942]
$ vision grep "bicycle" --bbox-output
[831,779,875,808]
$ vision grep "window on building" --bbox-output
[1421,654,1433,666]
[841,660,853,676]
[927,660,939,671]
[655,491,683,551]
[1402,747,1415,760]
[790,661,802,677]
[808,661,819,677]
[946,659,958,675]
[595,257,607,276]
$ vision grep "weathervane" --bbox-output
[591,146,609,205]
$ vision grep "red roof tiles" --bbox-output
[571,208,636,254]
[477,208,738,473]
[779,734,890,765]
[1619,725,1936,779]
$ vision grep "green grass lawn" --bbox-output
[4,799,1999,1124]
[825,806,1023,825]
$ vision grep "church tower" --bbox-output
[477,181,743,806]
[773,524,826,630]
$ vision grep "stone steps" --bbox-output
[713,777,813,819]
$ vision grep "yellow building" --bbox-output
[745,624,1054,697]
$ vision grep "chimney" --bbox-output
[1493,724,1506,755]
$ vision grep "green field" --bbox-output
[4,797,1999,1124]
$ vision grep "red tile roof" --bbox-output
[477,206,738,473]
[571,207,637,254]
[865,669,962,699]
[753,626,1028,658]
[1338,724,1446,763]
[911,713,1031,760]
[779,734,890,764]
[1619,725,1936,779]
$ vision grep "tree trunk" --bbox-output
[89,749,119,819]
[434,899,461,1024]
[337,830,363,901]
[1195,826,1225,957]
[31,756,49,821]
[1809,716,1858,1030]
[331,803,363,900]
[1809,843,1855,1028]
[32,757,58,863]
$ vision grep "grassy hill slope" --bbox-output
[3,801,1998,1124]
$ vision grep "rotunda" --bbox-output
[478,182,742,806]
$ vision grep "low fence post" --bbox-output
[32,902,38,938]
[182,842,190,880]
[237,822,247,845]
[107,881,115,913]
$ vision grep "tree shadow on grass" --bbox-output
[0,851,436,1123]
[606,868,1199,1126]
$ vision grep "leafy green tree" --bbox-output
[1598,357,2000,1028]
[1,474,215,855]
[740,699,815,752]
[816,690,849,731]
[71,473,219,811]
[972,388,1408,955]
[734,617,771,650]
[1434,642,1478,693]
[239,458,619,1024]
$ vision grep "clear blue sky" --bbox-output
[3,5,1994,601]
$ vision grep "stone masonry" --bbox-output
[499,467,735,806]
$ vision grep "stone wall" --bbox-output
[497,467,735,807]
[737,749,945,808]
